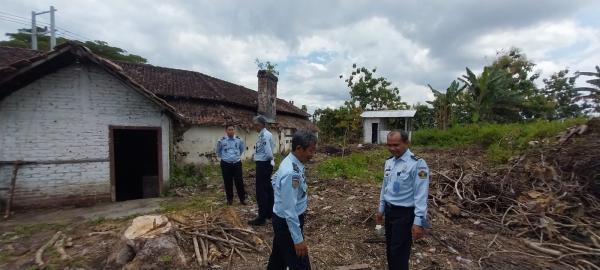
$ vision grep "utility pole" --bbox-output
[29,6,57,51]
[50,6,56,49]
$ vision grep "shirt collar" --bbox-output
[288,153,305,170]
[260,128,266,135]
[395,149,413,162]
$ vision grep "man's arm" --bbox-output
[376,161,388,224]
[413,159,430,226]
[265,133,274,160]
[215,140,222,159]
[239,139,245,155]
[279,173,303,244]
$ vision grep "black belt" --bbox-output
[221,160,241,164]
[385,202,414,210]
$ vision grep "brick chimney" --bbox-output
[257,70,278,122]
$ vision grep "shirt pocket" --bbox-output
[396,171,412,187]
[383,171,391,192]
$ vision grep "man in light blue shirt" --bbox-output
[216,124,246,205]
[248,115,277,226]
[376,130,430,270]
[268,130,316,270]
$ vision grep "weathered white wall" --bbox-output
[363,118,383,144]
[177,126,294,164]
[0,63,171,208]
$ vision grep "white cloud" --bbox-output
[1,0,599,111]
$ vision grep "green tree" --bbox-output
[0,28,147,63]
[82,40,147,63]
[490,48,551,120]
[543,69,586,119]
[0,27,68,51]
[459,67,521,123]
[573,65,600,112]
[411,103,435,130]
[427,80,464,129]
[340,64,408,110]
[312,105,361,143]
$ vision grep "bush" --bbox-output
[169,163,206,188]
[412,118,587,163]
[315,149,388,182]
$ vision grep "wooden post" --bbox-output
[4,161,21,219]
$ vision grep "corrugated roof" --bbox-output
[360,110,417,118]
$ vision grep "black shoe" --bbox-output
[247,217,266,226]
[227,200,233,206]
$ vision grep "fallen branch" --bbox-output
[524,240,562,256]
[35,231,62,267]
[54,235,71,261]
[193,236,203,267]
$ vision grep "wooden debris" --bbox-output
[334,263,370,270]
[192,236,203,267]
[35,231,62,267]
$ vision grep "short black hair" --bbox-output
[253,115,268,126]
[387,130,409,142]
[292,130,317,151]
[225,124,235,129]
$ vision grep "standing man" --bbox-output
[376,130,430,270]
[268,130,316,270]
[216,125,246,205]
[248,115,276,226]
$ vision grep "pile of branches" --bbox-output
[168,209,267,268]
[430,120,600,269]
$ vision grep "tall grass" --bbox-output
[412,118,587,163]
[315,148,389,182]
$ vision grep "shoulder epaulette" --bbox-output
[386,156,394,160]
[221,136,227,140]
[235,136,240,139]
[411,155,421,161]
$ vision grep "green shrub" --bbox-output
[412,118,587,163]
[170,163,206,188]
[315,148,388,182]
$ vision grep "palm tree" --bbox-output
[573,65,600,112]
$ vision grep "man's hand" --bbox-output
[412,225,424,240]
[375,212,384,225]
[294,241,308,257]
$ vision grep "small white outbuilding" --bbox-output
[360,110,416,144]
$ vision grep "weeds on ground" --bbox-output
[315,148,388,182]
[411,118,587,164]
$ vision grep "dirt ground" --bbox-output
[1,122,598,269]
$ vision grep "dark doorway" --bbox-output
[371,123,378,144]
[111,128,160,201]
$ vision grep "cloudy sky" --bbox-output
[1,1,599,112]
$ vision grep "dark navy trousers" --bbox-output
[267,214,311,270]
[255,161,274,220]
[384,203,415,270]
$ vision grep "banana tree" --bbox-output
[458,67,516,122]
[427,80,464,129]
[573,65,600,112]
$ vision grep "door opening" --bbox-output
[111,128,160,201]
[371,123,379,144]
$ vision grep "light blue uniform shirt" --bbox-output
[254,128,275,161]
[272,153,308,244]
[378,149,430,227]
[216,136,245,163]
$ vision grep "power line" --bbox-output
[0,9,93,42]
